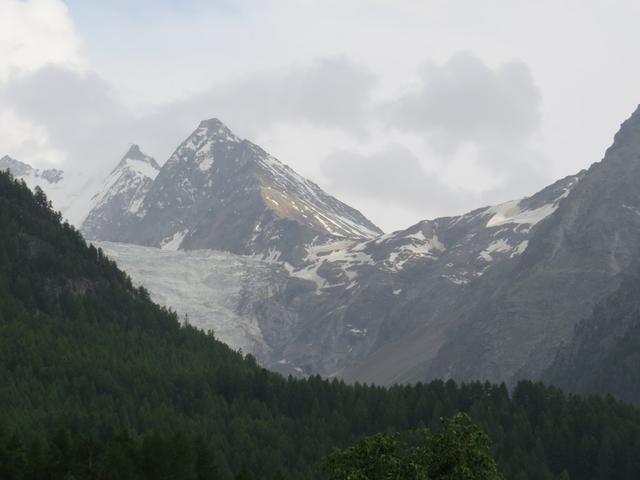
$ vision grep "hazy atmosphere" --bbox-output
[2,0,639,230]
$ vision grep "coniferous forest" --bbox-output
[2,168,640,479]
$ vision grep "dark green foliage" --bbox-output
[321,429,424,480]
[422,413,503,480]
[0,427,225,480]
[321,413,502,480]
[1,169,640,479]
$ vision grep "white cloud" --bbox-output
[382,52,541,152]
[143,56,378,140]
[0,0,85,80]
[5,1,640,232]
[0,56,376,174]
[321,144,465,227]
[0,109,64,165]
[0,0,86,168]
[0,50,551,231]
[0,66,130,171]
[370,52,551,223]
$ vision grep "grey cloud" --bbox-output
[0,56,377,172]
[133,56,379,164]
[368,52,552,220]
[0,66,135,172]
[0,54,552,231]
[382,52,541,152]
[156,56,378,139]
[321,144,464,218]
[475,144,551,206]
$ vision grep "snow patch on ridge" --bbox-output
[384,233,446,271]
[479,239,512,262]
[485,200,557,228]
[282,240,375,291]
[484,186,574,230]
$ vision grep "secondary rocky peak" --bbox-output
[116,145,160,172]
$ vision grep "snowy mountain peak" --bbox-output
[120,144,159,166]
[195,118,240,144]
[165,118,241,173]
[114,144,160,178]
[198,117,236,132]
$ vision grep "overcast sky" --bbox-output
[1,0,639,231]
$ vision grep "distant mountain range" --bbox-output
[6,106,640,399]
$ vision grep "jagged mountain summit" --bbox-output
[86,119,382,264]
[82,145,160,241]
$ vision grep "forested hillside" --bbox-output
[2,169,640,479]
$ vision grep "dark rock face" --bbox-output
[87,119,381,264]
[81,145,160,241]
